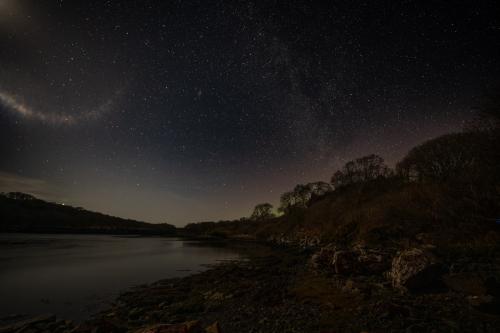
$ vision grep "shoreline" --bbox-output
[0,241,312,332]
[1,238,500,332]
[0,235,245,329]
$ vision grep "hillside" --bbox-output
[184,180,499,251]
[0,192,176,235]
[183,130,500,252]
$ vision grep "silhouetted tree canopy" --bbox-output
[278,182,333,213]
[331,154,392,189]
[396,132,499,184]
[278,191,295,214]
[278,185,310,213]
[250,203,275,220]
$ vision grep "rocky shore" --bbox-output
[1,241,499,333]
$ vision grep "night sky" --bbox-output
[0,1,498,224]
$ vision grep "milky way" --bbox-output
[0,90,119,125]
[0,1,498,224]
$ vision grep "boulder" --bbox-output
[311,245,391,275]
[390,248,442,292]
[333,250,360,275]
[357,248,391,274]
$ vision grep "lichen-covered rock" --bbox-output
[390,248,442,291]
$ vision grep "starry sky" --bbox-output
[0,1,499,224]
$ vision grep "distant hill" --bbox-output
[0,192,176,235]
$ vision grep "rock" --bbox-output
[90,319,127,333]
[0,314,26,324]
[414,232,435,245]
[128,307,144,319]
[405,323,432,333]
[467,295,500,314]
[269,231,321,248]
[267,234,294,246]
[205,322,221,333]
[467,295,494,307]
[357,248,391,274]
[136,320,203,333]
[185,320,204,331]
[377,301,411,319]
[0,314,56,333]
[443,273,494,296]
[311,245,391,275]
[69,323,94,333]
[298,235,320,249]
[390,248,443,292]
[310,244,336,270]
[333,250,360,275]
[342,279,371,296]
[203,291,226,301]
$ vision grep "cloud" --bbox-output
[0,171,61,201]
[0,89,119,126]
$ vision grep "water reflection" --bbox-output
[0,234,239,321]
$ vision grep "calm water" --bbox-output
[0,233,239,321]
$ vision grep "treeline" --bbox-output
[0,192,177,235]
[184,98,499,237]
[257,100,500,220]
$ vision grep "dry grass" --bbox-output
[184,178,499,253]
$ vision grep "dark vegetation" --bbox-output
[182,107,500,252]
[0,192,176,235]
